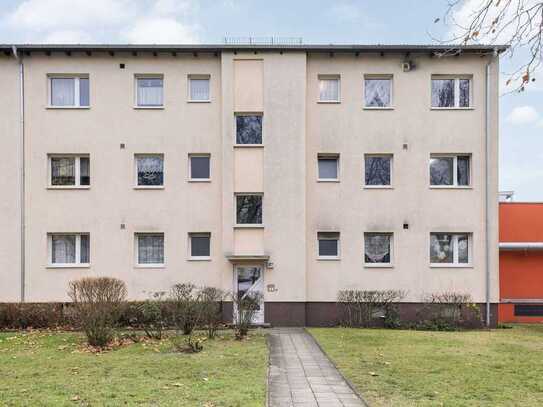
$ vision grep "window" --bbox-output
[430,155,470,187]
[49,155,90,187]
[318,75,340,102]
[189,233,211,258]
[514,305,543,317]
[318,154,339,181]
[136,233,164,266]
[188,75,210,101]
[430,233,471,266]
[318,232,340,258]
[431,76,472,108]
[49,76,89,107]
[136,76,163,107]
[189,154,210,181]
[364,233,392,265]
[364,76,392,108]
[236,194,263,225]
[49,233,89,266]
[236,115,262,145]
[365,155,392,187]
[135,155,164,187]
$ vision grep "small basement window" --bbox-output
[514,305,543,317]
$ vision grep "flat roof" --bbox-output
[0,43,509,54]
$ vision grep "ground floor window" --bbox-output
[49,233,89,266]
[364,233,392,265]
[136,233,164,266]
[189,233,211,259]
[317,232,340,259]
[430,233,471,266]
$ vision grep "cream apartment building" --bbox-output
[0,44,505,326]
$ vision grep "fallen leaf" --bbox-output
[369,372,378,377]
[71,395,80,401]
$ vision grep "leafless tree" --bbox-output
[433,0,543,91]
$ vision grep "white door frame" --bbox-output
[233,264,265,324]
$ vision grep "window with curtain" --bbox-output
[136,77,163,106]
[365,155,392,186]
[190,233,211,257]
[318,155,339,180]
[236,195,263,225]
[364,233,392,264]
[50,155,90,187]
[50,233,89,265]
[189,76,210,101]
[236,115,262,144]
[136,155,164,186]
[137,234,164,265]
[50,76,89,107]
[189,155,210,180]
[318,76,340,102]
[430,155,470,186]
[430,233,470,265]
[431,76,472,108]
[318,232,340,257]
[364,77,392,107]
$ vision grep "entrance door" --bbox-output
[234,265,264,324]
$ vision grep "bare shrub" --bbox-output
[170,283,202,335]
[136,291,169,340]
[232,291,263,340]
[417,291,482,330]
[68,277,127,347]
[337,289,406,328]
[199,287,226,339]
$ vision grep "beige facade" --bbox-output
[0,44,503,324]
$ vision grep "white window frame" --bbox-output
[318,75,341,103]
[234,193,264,228]
[134,154,165,189]
[234,113,264,147]
[188,232,211,261]
[363,74,393,109]
[47,155,90,189]
[429,154,471,188]
[317,231,340,260]
[364,154,393,188]
[317,154,340,182]
[188,74,211,102]
[364,232,394,268]
[134,74,164,109]
[47,233,90,268]
[430,233,472,267]
[135,232,165,268]
[188,153,211,182]
[430,75,473,109]
[47,75,90,108]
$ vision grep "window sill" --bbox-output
[317,256,341,261]
[364,185,393,189]
[234,224,264,229]
[133,186,165,190]
[47,264,90,269]
[363,106,394,110]
[188,257,211,261]
[317,179,340,183]
[364,264,394,268]
[430,107,474,111]
[317,100,341,104]
[187,100,211,103]
[135,264,165,269]
[133,106,164,110]
[233,144,264,148]
[46,106,90,110]
[429,186,472,190]
[430,264,473,269]
[47,186,90,190]
[188,179,211,183]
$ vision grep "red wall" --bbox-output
[499,203,543,323]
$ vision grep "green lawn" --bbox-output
[0,330,267,406]
[309,325,543,407]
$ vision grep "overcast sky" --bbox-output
[1,0,541,201]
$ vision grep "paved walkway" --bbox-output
[267,328,367,407]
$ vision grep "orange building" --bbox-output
[500,202,543,323]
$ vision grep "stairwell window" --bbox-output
[318,232,340,259]
[135,155,164,188]
[318,75,340,102]
[430,233,471,266]
[431,76,472,108]
[49,155,90,188]
[430,155,471,187]
[48,233,90,267]
[136,76,164,107]
[364,75,392,108]
[364,233,392,266]
[236,114,262,145]
[188,75,210,102]
[136,233,164,267]
[49,75,89,107]
[236,194,263,226]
